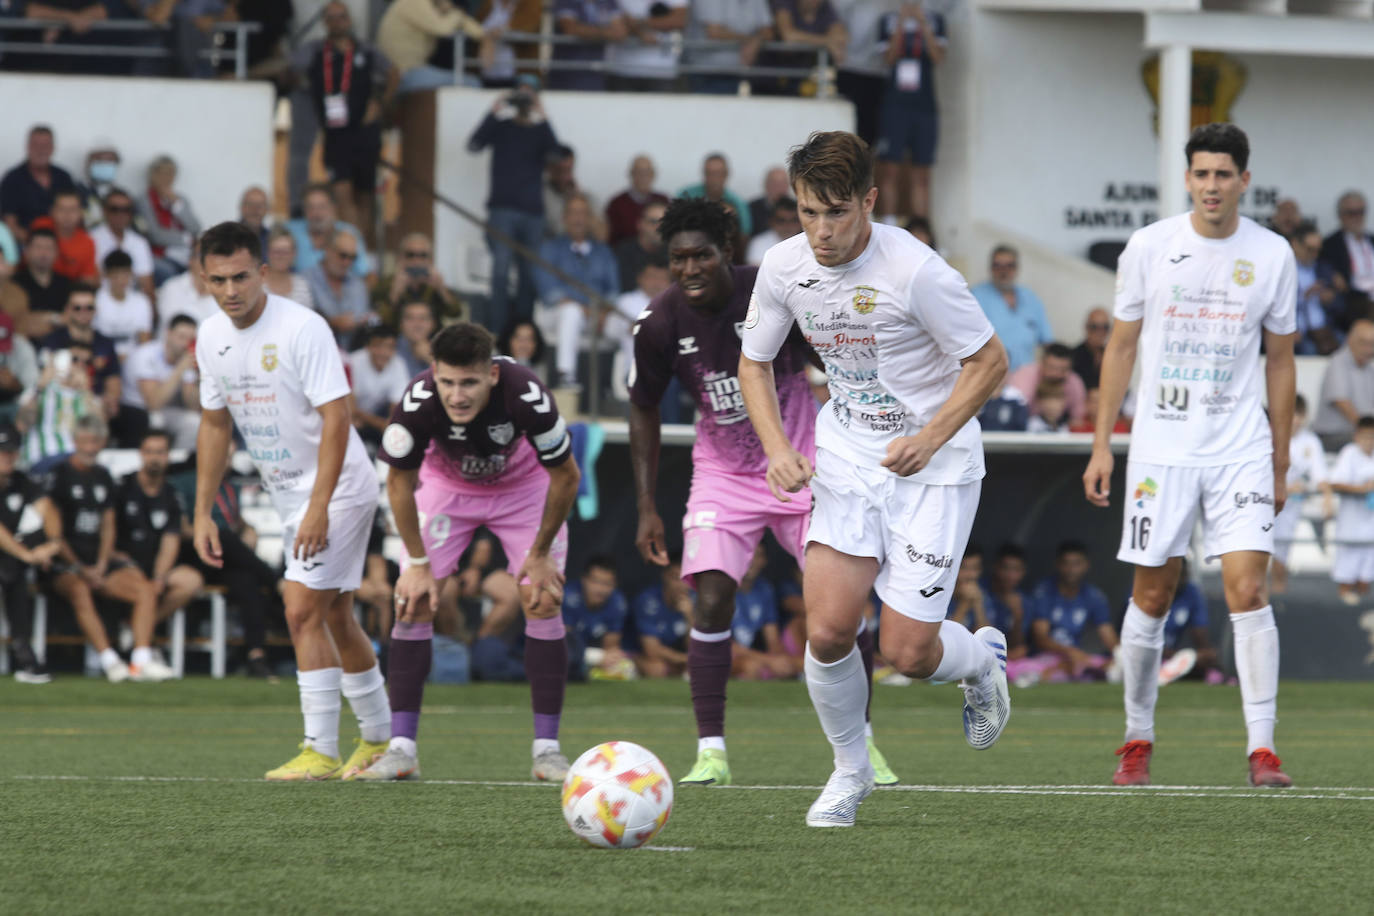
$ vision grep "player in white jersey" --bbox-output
[192,222,392,781]
[1083,124,1297,788]
[740,131,1011,828]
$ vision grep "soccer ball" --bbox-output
[561,741,674,849]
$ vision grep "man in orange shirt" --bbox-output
[28,190,98,285]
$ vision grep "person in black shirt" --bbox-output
[46,416,172,682]
[0,126,76,242]
[11,229,71,330]
[0,422,62,682]
[114,429,204,624]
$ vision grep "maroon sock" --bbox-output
[524,636,567,741]
[689,630,733,739]
[856,627,875,725]
[388,623,432,741]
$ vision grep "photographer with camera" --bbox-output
[370,232,462,327]
[467,76,561,333]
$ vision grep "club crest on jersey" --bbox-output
[1232,259,1255,287]
[852,286,878,315]
[488,422,514,446]
[261,343,279,372]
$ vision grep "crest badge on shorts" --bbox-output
[261,343,279,372]
[852,285,878,315]
[1232,259,1255,287]
[488,422,515,446]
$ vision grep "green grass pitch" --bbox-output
[5,677,1372,915]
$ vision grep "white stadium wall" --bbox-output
[434,88,855,294]
[0,74,276,234]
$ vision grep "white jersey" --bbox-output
[1330,443,1374,545]
[1116,213,1297,467]
[743,223,994,484]
[197,294,377,523]
[1287,427,1327,491]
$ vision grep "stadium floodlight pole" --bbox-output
[379,157,610,418]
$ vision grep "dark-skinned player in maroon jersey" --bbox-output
[629,197,897,787]
[358,323,581,782]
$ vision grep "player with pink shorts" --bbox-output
[629,197,895,788]
[360,323,581,783]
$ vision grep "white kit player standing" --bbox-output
[1083,123,1297,788]
[740,131,1011,828]
[193,222,392,781]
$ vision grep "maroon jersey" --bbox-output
[379,359,571,491]
[630,265,817,476]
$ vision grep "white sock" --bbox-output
[340,665,391,743]
[100,648,122,670]
[533,738,561,757]
[930,619,994,683]
[131,646,153,666]
[1120,601,1167,743]
[699,736,726,754]
[1231,607,1279,756]
[298,667,343,759]
[389,736,418,758]
[804,644,870,774]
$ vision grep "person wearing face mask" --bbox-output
[76,141,121,230]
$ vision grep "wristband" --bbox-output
[408,555,430,565]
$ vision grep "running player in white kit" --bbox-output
[740,131,1011,828]
[1083,123,1297,788]
[193,222,391,781]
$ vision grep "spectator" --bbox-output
[607,252,671,383]
[904,214,935,249]
[156,239,219,328]
[549,0,626,92]
[467,79,560,329]
[970,244,1054,371]
[0,313,40,425]
[155,0,238,78]
[92,250,154,361]
[75,140,121,229]
[730,544,799,680]
[1071,308,1110,390]
[371,232,461,326]
[613,199,667,292]
[1312,317,1374,450]
[747,167,791,241]
[18,339,100,471]
[285,184,372,279]
[11,229,70,329]
[136,155,201,286]
[771,0,848,91]
[632,554,692,678]
[832,0,891,147]
[1025,379,1070,434]
[114,429,204,629]
[304,229,376,346]
[561,554,634,680]
[544,144,598,241]
[537,193,619,389]
[946,545,989,632]
[377,0,485,94]
[1271,395,1332,597]
[1024,540,1118,683]
[90,188,156,302]
[1290,220,1342,354]
[1320,191,1374,298]
[604,155,669,247]
[1328,415,1374,606]
[688,0,772,95]
[1007,342,1087,424]
[606,0,688,93]
[347,324,409,446]
[0,125,75,242]
[116,314,199,449]
[239,186,272,256]
[1267,198,1301,238]
[297,1,396,250]
[0,421,61,683]
[678,153,751,236]
[1159,561,1220,684]
[745,196,800,266]
[874,3,946,223]
[29,190,98,285]
[984,542,1029,660]
[397,300,438,377]
[39,286,121,422]
[45,415,173,682]
[496,317,547,380]
[263,226,314,309]
[475,0,543,89]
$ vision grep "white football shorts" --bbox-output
[282,499,375,593]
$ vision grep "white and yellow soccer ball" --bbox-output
[561,741,674,849]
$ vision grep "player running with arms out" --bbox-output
[193,222,392,781]
[1083,123,1297,788]
[630,197,897,788]
[359,322,580,782]
[740,131,1011,828]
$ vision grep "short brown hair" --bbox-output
[431,322,494,369]
[786,131,874,207]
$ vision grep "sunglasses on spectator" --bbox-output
[403,250,431,259]
[1342,207,1366,217]
[69,304,96,312]
[1087,322,1110,331]
[105,204,132,213]
[992,260,1017,270]
[333,250,358,261]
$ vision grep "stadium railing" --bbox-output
[0,18,261,78]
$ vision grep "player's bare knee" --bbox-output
[1224,578,1267,612]
[1132,584,1173,617]
[524,594,560,621]
[808,620,858,660]
[882,633,940,679]
[283,599,325,632]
